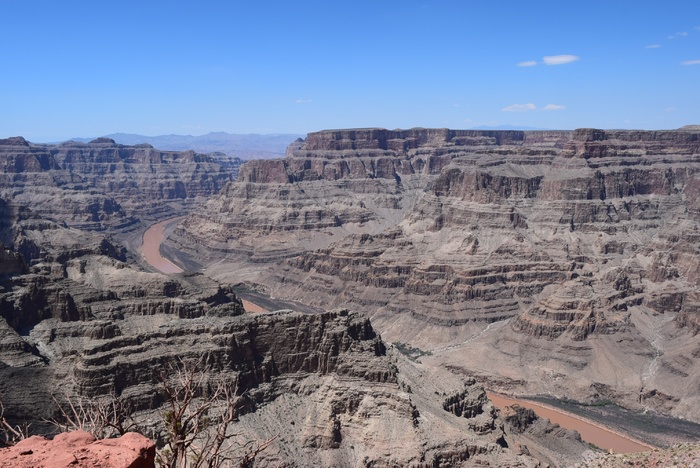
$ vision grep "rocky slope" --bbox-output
[0,196,585,466]
[170,127,700,423]
[0,136,240,233]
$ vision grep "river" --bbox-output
[141,219,654,454]
[487,392,654,454]
[140,217,186,274]
[141,217,269,313]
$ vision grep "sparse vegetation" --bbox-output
[0,396,30,447]
[1,360,275,467]
[155,359,276,468]
[46,392,138,439]
[393,342,433,361]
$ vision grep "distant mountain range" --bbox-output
[68,132,305,160]
[469,125,551,131]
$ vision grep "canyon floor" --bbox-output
[2,129,700,466]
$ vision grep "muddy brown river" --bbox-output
[142,217,270,313]
[141,219,654,454]
[487,392,654,454]
[140,217,185,274]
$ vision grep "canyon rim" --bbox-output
[1,128,700,466]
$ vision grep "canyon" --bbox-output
[2,128,700,466]
[169,127,700,430]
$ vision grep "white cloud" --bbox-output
[543,104,566,111]
[682,59,700,65]
[502,103,537,112]
[668,32,689,39]
[645,44,661,49]
[542,55,580,65]
[295,99,312,104]
[517,60,538,67]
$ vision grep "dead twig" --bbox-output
[0,397,31,446]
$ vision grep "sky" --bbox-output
[1,0,699,141]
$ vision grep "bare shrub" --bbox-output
[3,360,274,467]
[0,396,30,447]
[156,359,275,468]
[46,393,139,440]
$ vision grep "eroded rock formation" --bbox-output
[0,194,557,465]
[171,127,700,422]
[0,137,240,232]
[0,431,156,468]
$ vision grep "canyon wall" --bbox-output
[171,127,700,421]
[0,180,568,465]
[0,235,551,465]
[0,137,240,233]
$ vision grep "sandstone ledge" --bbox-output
[0,431,155,468]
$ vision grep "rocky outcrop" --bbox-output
[170,127,700,422]
[500,404,588,467]
[0,200,542,465]
[0,137,240,233]
[0,431,155,468]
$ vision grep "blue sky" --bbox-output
[2,0,699,141]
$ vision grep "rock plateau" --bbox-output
[0,132,592,466]
[170,127,700,424]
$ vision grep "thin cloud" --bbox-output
[295,99,312,104]
[542,55,580,65]
[543,104,566,111]
[502,103,537,112]
[517,55,579,67]
[681,59,700,65]
[668,32,689,39]
[645,44,661,49]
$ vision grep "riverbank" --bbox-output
[140,218,321,314]
[487,392,654,454]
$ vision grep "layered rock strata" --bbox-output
[0,272,550,466]
[0,137,240,233]
[0,201,567,466]
[171,127,700,422]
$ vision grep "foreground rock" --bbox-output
[0,431,155,468]
[170,127,700,424]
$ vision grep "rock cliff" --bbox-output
[0,137,240,233]
[171,127,700,423]
[0,197,561,465]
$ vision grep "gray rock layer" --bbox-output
[171,127,700,422]
[0,137,240,233]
